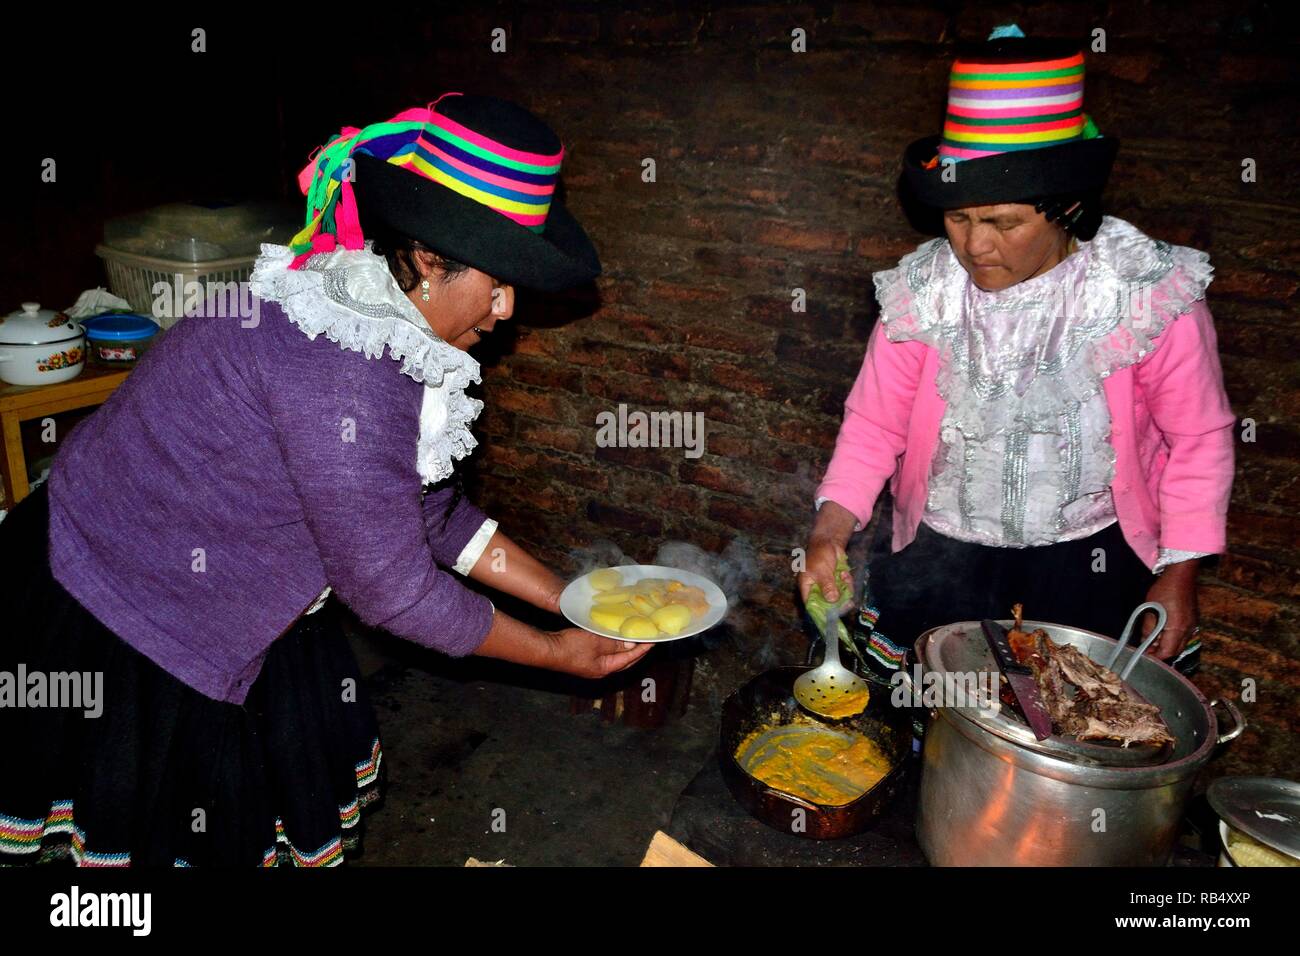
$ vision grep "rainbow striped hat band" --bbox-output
[937,27,1101,163]
[289,93,564,268]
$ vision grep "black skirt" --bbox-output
[0,483,385,866]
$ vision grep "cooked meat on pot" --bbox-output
[1007,604,1175,748]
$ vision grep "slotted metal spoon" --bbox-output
[795,578,871,720]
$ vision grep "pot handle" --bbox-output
[1104,601,1167,679]
[1211,698,1246,745]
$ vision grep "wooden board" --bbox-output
[639,830,714,867]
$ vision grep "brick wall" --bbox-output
[395,1,1299,777]
[10,3,1297,777]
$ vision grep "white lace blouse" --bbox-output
[921,237,1120,548]
[823,216,1215,573]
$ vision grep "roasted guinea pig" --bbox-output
[1005,604,1174,749]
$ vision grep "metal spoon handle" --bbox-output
[823,615,843,669]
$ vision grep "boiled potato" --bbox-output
[587,572,708,639]
[591,603,637,631]
[589,568,623,591]
[651,604,692,635]
[620,616,659,639]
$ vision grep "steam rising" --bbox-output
[653,538,758,610]
[568,537,759,611]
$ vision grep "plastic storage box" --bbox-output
[95,201,298,329]
[82,313,161,366]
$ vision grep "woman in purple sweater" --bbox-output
[0,95,648,866]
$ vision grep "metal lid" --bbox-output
[0,302,85,347]
[917,620,1177,768]
[1208,777,1300,861]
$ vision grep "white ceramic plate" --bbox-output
[559,564,727,643]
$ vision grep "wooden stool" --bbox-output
[0,365,128,506]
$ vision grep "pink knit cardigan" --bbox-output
[816,261,1235,570]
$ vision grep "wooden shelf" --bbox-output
[1,364,130,505]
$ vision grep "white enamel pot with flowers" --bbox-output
[0,303,87,386]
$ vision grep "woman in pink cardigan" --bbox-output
[800,28,1234,679]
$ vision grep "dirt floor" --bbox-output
[343,613,735,866]
[337,597,1283,867]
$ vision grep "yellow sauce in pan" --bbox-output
[734,722,892,807]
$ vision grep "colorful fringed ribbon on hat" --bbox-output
[287,94,564,270]
[938,48,1100,162]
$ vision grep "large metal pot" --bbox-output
[911,620,1244,866]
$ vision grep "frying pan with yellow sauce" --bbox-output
[733,720,892,807]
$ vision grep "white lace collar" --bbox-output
[250,243,483,484]
[873,216,1214,439]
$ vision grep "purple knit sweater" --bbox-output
[46,297,495,704]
